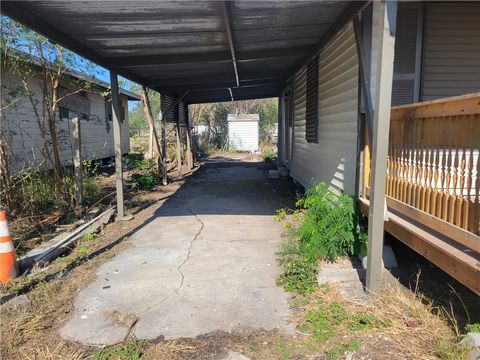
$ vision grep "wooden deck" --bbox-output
[361,93,480,295]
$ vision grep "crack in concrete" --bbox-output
[136,207,204,317]
[177,208,204,290]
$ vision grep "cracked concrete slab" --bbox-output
[60,159,295,345]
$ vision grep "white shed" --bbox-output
[227,113,259,152]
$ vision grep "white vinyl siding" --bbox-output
[228,120,259,152]
[1,70,130,173]
[290,23,359,194]
[422,3,480,100]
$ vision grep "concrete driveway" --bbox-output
[61,158,294,345]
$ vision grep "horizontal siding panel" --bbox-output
[422,3,480,100]
[290,23,358,195]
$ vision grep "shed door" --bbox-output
[422,3,480,100]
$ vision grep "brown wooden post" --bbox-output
[366,0,397,295]
[141,86,162,171]
[72,116,83,207]
[141,86,160,159]
[110,71,125,219]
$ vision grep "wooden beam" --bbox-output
[110,71,125,219]
[386,196,480,254]
[390,92,480,120]
[366,0,397,295]
[364,187,480,254]
[359,198,480,296]
[222,1,240,87]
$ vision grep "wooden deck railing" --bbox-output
[364,92,480,243]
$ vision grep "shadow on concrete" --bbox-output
[149,159,295,218]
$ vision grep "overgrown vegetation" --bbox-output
[276,182,367,294]
[261,143,277,163]
[2,160,103,218]
[275,182,475,359]
[125,154,162,191]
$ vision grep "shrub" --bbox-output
[261,145,277,163]
[296,182,367,261]
[277,182,367,294]
[129,171,159,191]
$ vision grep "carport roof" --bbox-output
[2,1,367,103]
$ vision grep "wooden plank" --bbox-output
[390,92,480,120]
[386,196,480,254]
[359,197,480,296]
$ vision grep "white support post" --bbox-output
[366,0,397,295]
[186,127,193,170]
[72,117,83,207]
[277,95,284,168]
[110,71,125,219]
[175,117,183,178]
[159,102,168,186]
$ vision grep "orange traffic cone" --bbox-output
[0,210,18,283]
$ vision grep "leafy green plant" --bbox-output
[348,314,391,331]
[296,182,366,261]
[435,339,470,360]
[129,171,159,191]
[277,182,367,294]
[327,339,361,360]
[465,323,480,333]
[301,303,348,341]
[93,340,148,360]
[262,147,277,163]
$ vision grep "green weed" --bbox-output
[93,340,148,360]
[277,182,367,294]
[327,339,361,360]
[465,323,480,333]
[348,314,391,331]
[262,147,277,163]
[129,171,160,191]
[434,339,471,360]
[302,303,348,341]
[296,182,367,261]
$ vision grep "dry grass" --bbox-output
[289,278,470,360]
[1,276,93,360]
[142,340,196,360]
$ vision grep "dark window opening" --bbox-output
[305,57,319,143]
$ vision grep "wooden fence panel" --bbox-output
[366,93,480,239]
